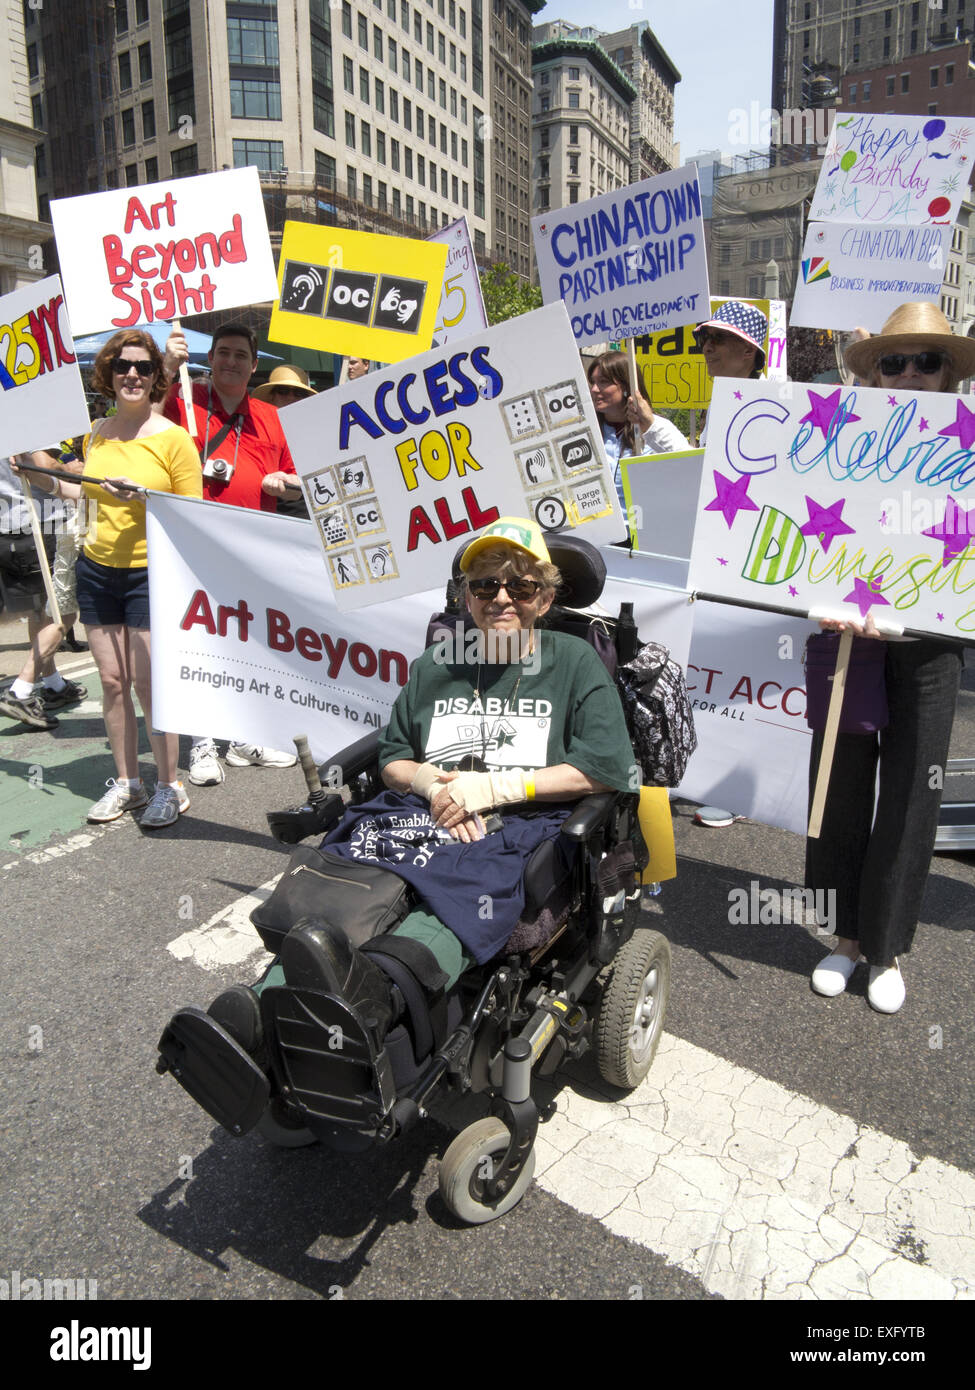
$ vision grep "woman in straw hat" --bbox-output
[808,303,973,1013]
[252,366,316,518]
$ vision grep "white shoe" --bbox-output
[140,782,190,829]
[811,951,859,997]
[867,962,905,1014]
[88,779,148,822]
[225,742,297,769]
[188,739,225,786]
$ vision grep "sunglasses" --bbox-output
[110,357,154,377]
[468,575,542,601]
[695,329,737,348]
[877,351,946,377]
[271,386,306,398]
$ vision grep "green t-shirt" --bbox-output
[378,628,636,793]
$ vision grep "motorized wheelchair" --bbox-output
[157,533,672,1224]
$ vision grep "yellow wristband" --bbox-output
[524,772,536,800]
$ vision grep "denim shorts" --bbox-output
[75,551,150,629]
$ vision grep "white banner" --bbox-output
[532,164,710,346]
[280,301,627,610]
[51,167,278,336]
[791,221,950,331]
[677,602,811,836]
[0,275,90,457]
[428,217,488,346]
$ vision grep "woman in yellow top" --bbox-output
[31,330,202,827]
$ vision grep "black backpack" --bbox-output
[617,642,697,788]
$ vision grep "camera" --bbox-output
[202,457,235,484]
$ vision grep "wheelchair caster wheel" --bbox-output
[596,928,670,1090]
[256,1097,319,1148]
[439,1118,536,1225]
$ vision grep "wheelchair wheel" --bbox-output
[439,1118,536,1225]
[595,928,670,1090]
[256,1097,319,1148]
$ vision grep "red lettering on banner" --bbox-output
[782,686,805,717]
[267,608,294,651]
[729,675,753,703]
[349,642,378,678]
[321,633,348,680]
[757,680,781,711]
[180,589,217,635]
[434,494,470,541]
[104,209,244,326]
[462,485,500,530]
[217,600,253,642]
[296,627,323,662]
[407,505,441,551]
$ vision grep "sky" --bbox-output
[534,0,777,162]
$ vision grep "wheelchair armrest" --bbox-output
[558,792,619,842]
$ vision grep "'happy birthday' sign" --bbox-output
[689,378,975,638]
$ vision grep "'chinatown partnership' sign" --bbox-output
[689,377,975,639]
[280,301,626,609]
[532,164,710,347]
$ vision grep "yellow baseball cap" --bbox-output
[459,516,552,571]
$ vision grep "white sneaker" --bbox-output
[811,951,860,997]
[140,782,190,829]
[188,739,225,786]
[867,962,905,1014]
[88,779,149,822]
[225,742,297,769]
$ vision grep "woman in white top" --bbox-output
[587,351,688,513]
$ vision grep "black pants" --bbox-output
[805,639,962,966]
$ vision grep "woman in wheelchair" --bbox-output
[158,517,664,1220]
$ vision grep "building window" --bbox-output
[946,65,955,85]
[376,79,385,113]
[345,111,356,148]
[116,0,128,35]
[343,55,354,93]
[862,81,871,100]
[377,130,386,164]
[568,66,580,80]
[347,166,357,198]
[171,143,199,177]
[569,124,579,143]
[391,138,400,171]
[901,73,910,93]
[144,155,158,181]
[125,162,139,186]
[118,51,132,91]
[227,17,279,65]
[342,1,352,37]
[405,147,413,177]
[136,0,149,22]
[359,13,368,48]
[316,150,337,189]
[360,67,369,102]
[389,38,398,73]
[230,79,281,120]
[232,138,282,173]
[361,121,372,157]
[568,91,580,109]
[138,42,152,83]
[121,107,136,147]
[362,174,373,205]
[886,76,895,96]
[374,25,383,59]
[32,93,43,128]
[850,84,857,102]
[568,185,578,203]
[540,94,549,112]
[931,68,939,88]
[390,89,398,121]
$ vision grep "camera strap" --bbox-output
[200,384,243,467]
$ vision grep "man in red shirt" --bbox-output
[160,321,298,785]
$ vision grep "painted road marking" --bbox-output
[166,876,281,971]
[534,1035,975,1300]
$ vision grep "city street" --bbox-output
[1,611,973,1318]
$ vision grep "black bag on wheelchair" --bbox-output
[249,844,412,955]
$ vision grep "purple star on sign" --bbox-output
[937,613,945,622]
[799,388,861,440]
[887,395,897,406]
[717,556,728,565]
[788,585,799,597]
[734,390,742,399]
[844,574,891,618]
[939,399,975,451]
[922,496,975,565]
[919,417,929,432]
[800,496,857,552]
[704,470,760,528]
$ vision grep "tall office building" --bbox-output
[597,22,679,181]
[772,0,975,112]
[1,0,47,292]
[24,0,541,275]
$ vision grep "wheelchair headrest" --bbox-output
[451,529,605,609]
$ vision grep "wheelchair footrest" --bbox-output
[261,986,397,1131]
[157,1007,270,1137]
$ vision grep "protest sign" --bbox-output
[269,221,448,365]
[148,493,693,761]
[428,217,488,346]
[632,297,770,410]
[766,300,788,381]
[279,301,626,610]
[810,114,975,227]
[791,221,951,331]
[0,275,90,457]
[676,602,811,836]
[621,450,704,558]
[688,377,975,640]
[532,164,710,346]
[50,167,277,336]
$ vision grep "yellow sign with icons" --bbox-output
[269,221,448,364]
[633,297,770,412]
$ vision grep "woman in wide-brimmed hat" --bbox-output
[807,303,969,1015]
[251,364,317,406]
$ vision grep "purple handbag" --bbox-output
[804,633,889,734]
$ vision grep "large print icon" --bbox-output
[280,261,328,316]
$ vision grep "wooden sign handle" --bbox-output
[807,626,853,840]
[172,317,197,438]
[626,338,645,456]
